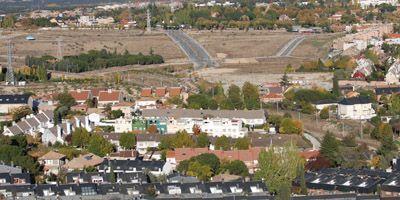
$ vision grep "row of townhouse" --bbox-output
[2,110,54,137]
[0,94,33,114]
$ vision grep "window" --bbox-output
[81,187,97,196]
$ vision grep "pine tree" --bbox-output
[280,72,290,88]
[320,132,341,166]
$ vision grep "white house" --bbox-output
[338,97,376,120]
[38,151,67,175]
[41,122,73,145]
[312,99,338,111]
[135,97,158,110]
[355,0,397,8]
[386,60,400,84]
[0,94,33,114]
[2,110,54,136]
[136,134,161,154]
[113,117,132,133]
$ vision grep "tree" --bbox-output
[255,143,305,196]
[227,84,244,110]
[194,153,220,174]
[341,134,357,147]
[234,137,250,150]
[192,124,201,135]
[55,92,76,108]
[223,160,249,177]
[88,133,114,157]
[196,133,209,148]
[147,125,158,134]
[319,107,329,119]
[242,82,260,110]
[11,106,33,122]
[119,133,136,150]
[215,135,231,150]
[174,131,195,148]
[279,118,303,135]
[187,161,213,181]
[320,132,341,166]
[110,109,124,119]
[71,128,90,148]
[280,72,290,88]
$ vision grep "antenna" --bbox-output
[5,40,15,85]
[146,9,151,33]
[56,37,63,60]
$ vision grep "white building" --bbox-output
[38,151,66,175]
[355,0,397,9]
[2,110,54,136]
[385,60,400,84]
[113,117,132,133]
[41,122,73,145]
[135,98,158,110]
[0,94,33,114]
[338,97,376,120]
[136,134,161,154]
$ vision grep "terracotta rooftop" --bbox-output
[98,90,121,102]
[39,151,66,160]
[388,33,400,39]
[90,88,106,97]
[155,87,167,97]
[69,90,91,101]
[168,87,182,97]
[141,88,152,97]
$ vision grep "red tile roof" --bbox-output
[69,90,91,101]
[168,87,182,97]
[155,87,167,97]
[98,90,121,102]
[91,88,106,97]
[388,33,400,39]
[141,88,152,97]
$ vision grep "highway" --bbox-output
[166,30,217,69]
[275,35,305,57]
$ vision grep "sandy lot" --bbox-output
[188,29,295,58]
[0,29,186,66]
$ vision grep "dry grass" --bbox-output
[188,29,295,58]
[0,30,186,66]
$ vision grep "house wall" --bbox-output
[338,103,376,120]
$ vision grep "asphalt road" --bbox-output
[166,30,217,69]
[275,35,305,57]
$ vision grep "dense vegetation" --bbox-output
[25,49,164,72]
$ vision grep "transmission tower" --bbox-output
[146,9,151,33]
[5,40,15,85]
[56,37,63,60]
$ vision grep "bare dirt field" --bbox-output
[291,33,341,59]
[188,29,295,58]
[0,29,186,66]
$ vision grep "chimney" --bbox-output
[66,120,71,135]
[77,89,81,93]
[108,88,112,93]
[75,117,80,128]
[57,125,62,139]
[84,116,90,130]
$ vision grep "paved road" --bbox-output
[275,35,305,57]
[304,132,321,150]
[166,30,217,69]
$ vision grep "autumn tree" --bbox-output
[279,118,303,135]
[215,135,231,150]
[234,137,250,150]
[255,143,305,198]
[119,133,136,150]
[71,128,90,148]
[11,106,33,122]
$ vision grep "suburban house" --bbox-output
[351,58,374,79]
[0,173,31,185]
[0,94,33,114]
[113,117,132,133]
[98,159,173,176]
[100,133,121,150]
[63,153,104,171]
[166,147,263,174]
[142,109,266,127]
[2,110,54,137]
[69,89,91,104]
[111,102,134,118]
[97,90,122,108]
[38,151,67,175]
[386,61,400,84]
[41,122,73,145]
[338,97,376,120]
[259,83,284,103]
[136,134,161,154]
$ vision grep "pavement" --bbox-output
[165,30,217,69]
[303,132,321,150]
[275,35,305,57]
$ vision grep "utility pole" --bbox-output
[5,40,15,85]
[360,120,363,139]
[146,9,151,33]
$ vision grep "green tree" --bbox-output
[88,133,114,157]
[71,128,90,148]
[242,82,260,110]
[224,160,249,177]
[187,161,213,181]
[279,118,303,135]
[227,84,244,110]
[196,132,209,148]
[173,131,195,148]
[389,94,400,115]
[280,72,290,88]
[110,109,124,119]
[319,107,329,119]
[255,143,305,196]
[11,106,33,122]
[119,133,136,150]
[215,135,231,150]
[320,132,341,166]
[55,92,76,108]
[194,153,220,174]
[234,137,250,150]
